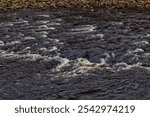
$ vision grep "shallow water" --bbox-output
[0,8,150,99]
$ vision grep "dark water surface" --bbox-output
[0,8,150,99]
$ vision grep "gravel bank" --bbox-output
[0,0,150,10]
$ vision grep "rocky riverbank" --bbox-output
[0,0,150,10]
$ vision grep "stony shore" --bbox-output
[0,0,150,10]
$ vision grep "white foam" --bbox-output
[0,51,44,61]
[132,48,145,54]
[55,18,62,22]
[127,48,144,54]
[48,27,55,30]
[17,33,24,37]
[95,33,104,38]
[36,20,49,24]
[39,46,57,52]
[73,25,95,31]
[40,34,47,38]
[55,58,70,71]
[49,46,57,52]
[6,41,20,45]
[99,58,109,67]
[111,53,115,60]
[39,48,47,51]
[49,22,61,26]
[0,40,4,46]
[146,34,150,37]
[144,53,150,56]
[13,20,28,25]
[132,41,149,46]
[23,53,43,60]
[73,58,108,72]
[111,22,123,26]
[0,50,5,54]
[113,62,132,71]
[70,25,96,34]
[24,36,36,40]
[22,47,31,51]
[101,53,111,61]
[76,58,93,66]
[4,35,10,39]
[34,30,49,38]
[37,15,50,18]
[48,38,59,43]
[38,31,49,35]
[1,22,13,27]
[89,33,104,39]
[38,25,48,29]
[37,25,55,30]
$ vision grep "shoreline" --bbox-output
[0,0,150,11]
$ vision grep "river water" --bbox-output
[0,8,150,99]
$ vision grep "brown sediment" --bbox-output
[0,0,150,10]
